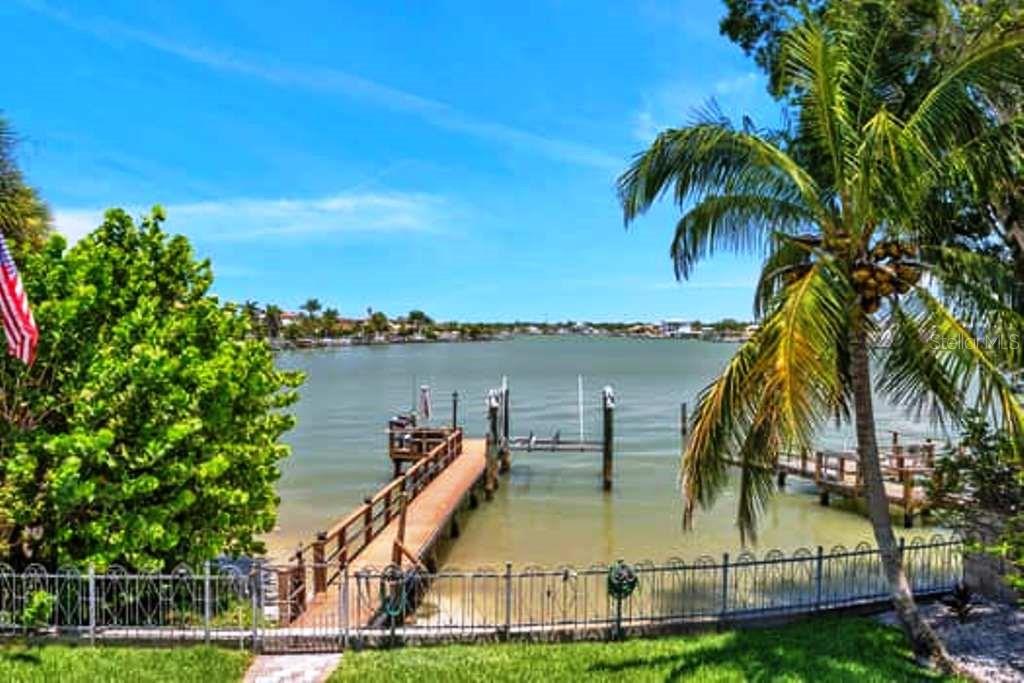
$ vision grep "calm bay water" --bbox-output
[267,337,945,566]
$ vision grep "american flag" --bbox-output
[0,232,38,365]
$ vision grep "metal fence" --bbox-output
[0,535,961,651]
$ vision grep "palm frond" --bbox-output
[914,287,1024,439]
[618,116,829,242]
[779,14,853,189]
[903,32,1024,154]
[877,301,963,425]
[754,261,851,449]
[670,194,816,279]
[754,232,817,319]
[682,336,765,531]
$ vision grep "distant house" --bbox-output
[661,319,700,338]
[280,311,301,327]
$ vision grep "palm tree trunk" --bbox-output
[848,314,952,668]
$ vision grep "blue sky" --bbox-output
[3,0,780,322]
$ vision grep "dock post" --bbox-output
[903,475,914,528]
[312,531,327,595]
[485,390,500,500]
[499,384,511,473]
[363,497,373,548]
[602,386,615,492]
[776,469,786,489]
[680,402,688,437]
[392,493,408,566]
[451,391,459,428]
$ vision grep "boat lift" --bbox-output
[486,376,617,490]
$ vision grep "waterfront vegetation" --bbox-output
[330,617,952,682]
[242,300,760,348]
[0,207,303,571]
[0,642,250,683]
[620,0,1024,666]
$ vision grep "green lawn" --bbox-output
[332,617,953,682]
[0,642,251,683]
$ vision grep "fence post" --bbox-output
[87,564,96,646]
[341,564,350,649]
[720,553,729,617]
[815,546,824,608]
[203,560,211,645]
[250,567,259,653]
[504,561,512,639]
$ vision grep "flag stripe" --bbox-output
[0,233,38,365]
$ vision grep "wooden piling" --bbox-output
[499,385,511,473]
[451,390,459,429]
[486,391,500,499]
[392,493,408,566]
[312,531,327,595]
[363,496,374,547]
[602,387,615,491]
[680,402,688,437]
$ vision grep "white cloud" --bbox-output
[53,191,449,244]
[712,72,758,96]
[18,0,620,171]
[630,71,764,143]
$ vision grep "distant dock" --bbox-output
[726,433,939,528]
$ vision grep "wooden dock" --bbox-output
[738,436,938,527]
[276,427,489,629]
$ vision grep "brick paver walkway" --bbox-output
[243,653,342,683]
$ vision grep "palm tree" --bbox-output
[301,298,322,318]
[242,300,262,334]
[618,5,1024,666]
[0,117,50,251]
[264,305,283,340]
[321,307,340,338]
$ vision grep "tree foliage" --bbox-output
[622,2,1024,660]
[0,208,303,571]
[0,116,50,251]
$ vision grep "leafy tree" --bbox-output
[932,412,1024,594]
[720,0,1024,310]
[364,311,390,336]
[321,307,340,337]
[0,116,50,251]
[619,4,1024,666]
[241,300,263,336]
[407,309,434,330]
[0,208,303,570]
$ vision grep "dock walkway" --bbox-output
[277,430,488,630]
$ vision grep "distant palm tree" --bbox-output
[264,305,283,340]
[301,298,322,317]
[242,300,261,333]
[618,5,1023,667]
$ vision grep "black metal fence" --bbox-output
[0,535,961,651]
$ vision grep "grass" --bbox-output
[0,641,251,683]
[331,617,955,682]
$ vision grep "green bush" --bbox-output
[0,208,303,571]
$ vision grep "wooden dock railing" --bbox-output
[278,426,464,622]
[772,436,938,528]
